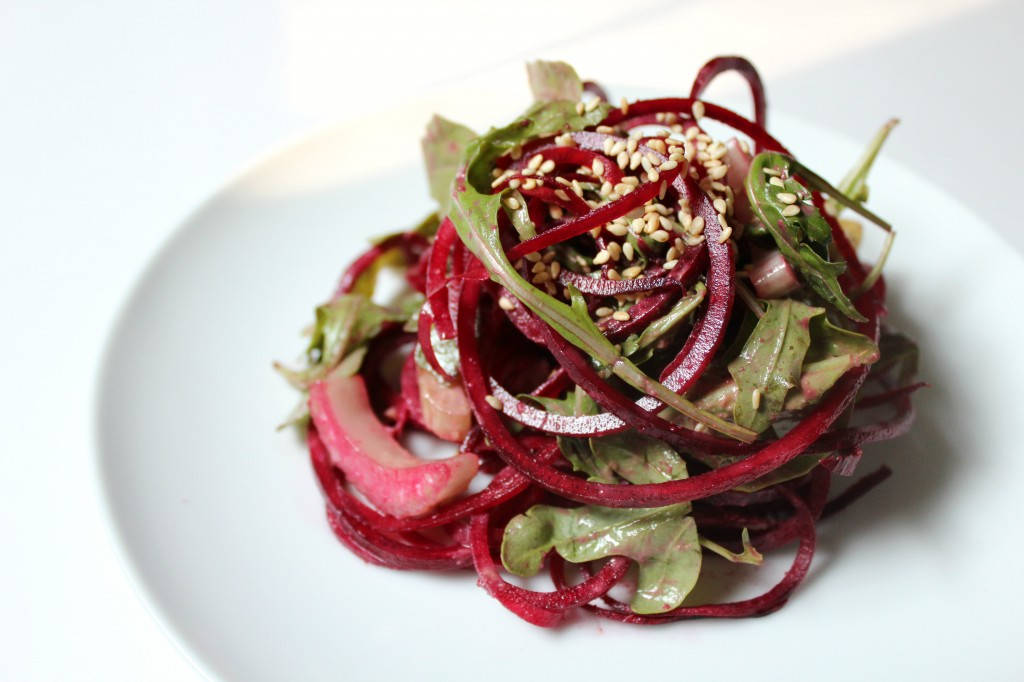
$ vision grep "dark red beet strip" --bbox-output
[689,56,768,128]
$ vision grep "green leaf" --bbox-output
[525,60,584,102]
[728,299,820,433]
[275,294,412,388]
[584,434,689,485]
[629,283,706,355]
[871,330,919,386]
[421,115,477,211]
[825,118,899,217]
[500,503,701,614]
[699,528,763,565]
[785,315,879,411]
[746,152,865,322]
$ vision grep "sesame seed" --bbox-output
[644,204,659,214]
[644,212,659,233]
[751,388,761,411]
[593,250,610,265]
[762,167,781,176]
[607,222,628,237]
[521,167,536,176]
[717,213,729,229]
[711,181,728,193]
[659,159,678,172]
[503,196,521,210]
[531,261,547,274]
[585,97,600,112]
[612,310,631,321]
[528,154,544,170]
[663,259,678,270]
[713,198,727,214]
[619,97,629,115]
[576,101,585,115]
[618,264,643,278]
[647,139,667,154]
[704,158,722,168]
[655,112,666,123]
[555,176,571,186]
[616,151,629,169]
[543,250,556,263]
[659,216,673,230]
[589,227,602,239]
[623,242,635,260]
[658,181,668,199]
[508,178,521,189]
[484,394,503,410]
[539,159,556,174]
[606,269,621,280]
[606,242,622,260]
[651,229,671,243]
[707,165,729,180]
[629,151,642,170]
[630,218,645,234]
[549,204,563,220]
[550,261,561,277]
[709,144,727,161]
[647,170,660,183]
[603,138,615,155]
[769,176,785,188]
[596,125,615,134]
[572,180,584,196]
[717,226,733,243]
[532,272,552,284]
[674,237,685,252]
[690,216,705,235]
[692,100,705,119]
[555,189,570,201]
[592,159,605,176]
[685,126,699,140]
[595,306,614,318]
[491,174,508,188]
[622,176,640,186]
[522,178,537,190]
[782,204,801,217]
[694,422,706,433]
[666,246,678,261]
[524,252,542,262]
[776,192,797,204]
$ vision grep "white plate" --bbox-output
[96,89,1024,681]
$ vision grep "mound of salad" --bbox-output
[276,57,921,626]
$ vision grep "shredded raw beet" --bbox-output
[280,56,921,627]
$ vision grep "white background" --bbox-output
[2,0,1019,679]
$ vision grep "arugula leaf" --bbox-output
[501,502,701,614]
[785,315,879,411]
[872,330,919,386]
[274,294,414,388]
[624,283,706,357]
[447,100,757,442]
[700,528,763,565]
[421,115,477,211]
[825,118,899,218]
[728,299,819,433]
[585,434,689,485]
[525,60,584,102]
[746,153,865,322]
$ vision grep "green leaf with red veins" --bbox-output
[526,60,584,102]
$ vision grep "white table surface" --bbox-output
[3,0,1019,679]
